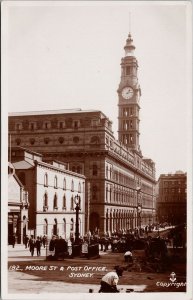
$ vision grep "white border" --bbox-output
[1,1,192,300]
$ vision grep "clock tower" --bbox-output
[117,33,141,152]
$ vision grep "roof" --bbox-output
[11,146,43,157]
[9,108,101,117]
[35,160,85,179]
[12,160,34,169]
[8,171,24,188]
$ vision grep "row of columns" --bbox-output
[103,209,155,233]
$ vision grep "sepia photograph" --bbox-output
[1,1,192,299]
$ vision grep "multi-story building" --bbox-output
[157,171,187,225]
[8,33,156,234]
[10,147,85,239]
[8,163,29,244]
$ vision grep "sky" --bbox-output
[3,1,191,179]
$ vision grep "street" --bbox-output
[7,234,187,294]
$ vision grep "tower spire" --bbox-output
[124,33,135,57]
[118,33,140,152]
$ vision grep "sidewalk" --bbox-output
[8,244,110,261]
[8,244,47,261]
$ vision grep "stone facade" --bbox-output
[156,171,187,225]
[8,34,156,234]
[9,110,156,234]
[10,147,85,239]
[8,163,29,244]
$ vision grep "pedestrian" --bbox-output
[124,250,133,263]
[24,235,29,248]
[42,235,47,248]
[98,266,124,293]
[12,235,16,248]
[28,236,36,256]
[49,235,56,257]
[35,236,41,256]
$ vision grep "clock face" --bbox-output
[122,87,134,99]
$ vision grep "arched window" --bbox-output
[71,180,74,192]
[43,219,48,235]
[53,219,57,236]
[78,182,81,193]
[70,218,74,231]
[110,167,112,179]
[70,196,74,210]
[43,192,48,210]
[63,194,66,209]
[110,186,112,202]
[44,173,48,187]
[93,164,98,176]
[54,176,58,189]
[63,219,66,238]
[106,166,108,178]
[63,178,66,190]
[92,185,98,200]
[53,193,58,210]
[78,196,81,208]
[106,186,108,202]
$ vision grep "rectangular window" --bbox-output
[126,66,132,75]
[106,187,108,202]
[44,122,51,129]
[74,121,78,128]
[30,123,35,130]
[92,119,98,126]
[59,122,64,129]
[16,123,22,130]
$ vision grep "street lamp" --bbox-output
[74,194,81,244]
[137,204,142,232]
[136,187,142,235]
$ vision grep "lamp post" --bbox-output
[74,194,81,244]
[137,204,142,233]
[136,187,142,235]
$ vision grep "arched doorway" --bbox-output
[22,216,28,243]
[44,219,48,236]
[89,212,100,233]
[53,219,57,236]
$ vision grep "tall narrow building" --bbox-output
[118,33,141,152]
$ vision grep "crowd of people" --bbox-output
[24,235,47,256]
[19,223,185,260]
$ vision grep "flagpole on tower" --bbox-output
[129,11,131,33]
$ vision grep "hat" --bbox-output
[114,266,124,276]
